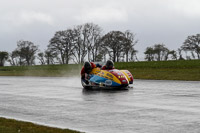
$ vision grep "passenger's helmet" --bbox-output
[84,61,92,74]
[106,60,114,69]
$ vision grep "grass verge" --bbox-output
[0,64,82,77]
[115,60,200,81]
[0,117,82,133]
[0,60,200,81]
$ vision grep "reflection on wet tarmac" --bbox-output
[0,76,200,133]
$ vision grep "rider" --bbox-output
[101,60,115,70]
[81,61,96,84]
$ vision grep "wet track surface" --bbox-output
[0,76,200,133]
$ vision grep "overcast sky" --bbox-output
[0,0,200,60]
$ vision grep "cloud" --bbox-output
[2,11,54,27]
[1,0,200,60]
[19,11,54,25]
[75,6,128,23]
[169,0,200,17]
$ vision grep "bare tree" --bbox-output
[37,52,45,65]
[8,51,16,66]
[144,44,170,61]
[72,25,87,63]
[168,50,177,60]
[100,31,128,62]
[48,29,75,64]
[182,34,200,59]
[144,47,155,61]
[130,48,138,61]
[14,40,38,66]
[153,44,169,61]
[8,50,21,66]
[72,23,102,63]
[124,30,138,62]
[178,48,185,60]
[0,51,8,66]
[44,49,58,65]
[84,23,102,62]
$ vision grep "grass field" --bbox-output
[0,60,200,81]
[0,117,81,133]
[0,64,82,77]
[115,60,200,81]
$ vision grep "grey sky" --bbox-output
[0,0,200,60]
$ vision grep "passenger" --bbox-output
[96,63,102,68]
[81,61,96,84]
[101,60,115,70]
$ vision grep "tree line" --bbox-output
[144,34,200,61]
[0,23,200,66]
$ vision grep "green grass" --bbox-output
[115,60,200,81]
[0,117,82,133]
[0,60,200,81]
[0,64,83,77]
[115,60,200,69]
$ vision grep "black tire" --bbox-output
[81,80,91,89]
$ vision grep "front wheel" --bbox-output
[81,80,91,89]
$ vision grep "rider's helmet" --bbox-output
[84,61,92,74]
[106,60,114,69]
[96,63,102,68]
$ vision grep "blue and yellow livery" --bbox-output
[82,67,133,89]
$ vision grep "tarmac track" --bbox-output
[0,76,200,133]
